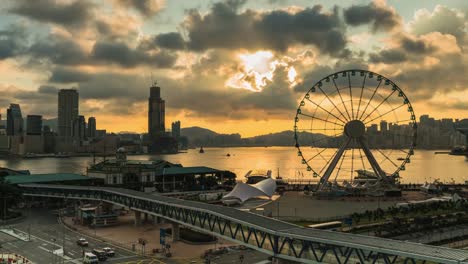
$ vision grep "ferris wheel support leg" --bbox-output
[358,137,386,179]
[318,138,351,191]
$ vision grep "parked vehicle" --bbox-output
[92,249,108,261]
[77,238,89,247]
[83,252,98,264]
[102,247,115,257]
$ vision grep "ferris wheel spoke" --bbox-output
[316,86,350,123]
[361,89,397,122]
[334,148,348,181]
[364,103,406,125]
[348,74,354,120]
[318,137,351,191]
[350,139,355,182]
[332,78,352,120]
[307,147,329,163]
[358,79,382,120]
[298,113,344,127]
[318,147,340,175]
[375,148,400,169]
[356,72,367,119]
[357,147,367,172]
[306,98,347,125]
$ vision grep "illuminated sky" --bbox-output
[0,0,467,137]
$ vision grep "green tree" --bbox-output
[0,177,22,220]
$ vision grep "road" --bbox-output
[0,208,147,264]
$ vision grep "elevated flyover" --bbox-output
[19,184,468,264]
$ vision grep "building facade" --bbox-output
[26,115,42,135]
[148,84,165,137]
[72,115,86,140]
[172,121,181,139]
[88,117,96,138]
[58,89,79,137]
[6,104,23,136]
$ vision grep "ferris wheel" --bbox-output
[294,69,417,191]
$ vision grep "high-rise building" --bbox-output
[172,121,181,139]
[26,115,42,135]
[72,115,86,140]
[148,84,165,137]
[87,117,96,138]
[380,120,388,133]
[58,89,79,137]
[6,104,23,136]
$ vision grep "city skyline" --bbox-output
[0,0,467,137]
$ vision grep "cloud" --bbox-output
[28,34,88,65]
[344,1,401,32]
[409,5,467,45]
[8,0,95,28]
[153,32,185,50]
[91,41,177,67]
[116,0,164,17]
[368,35,437,64]
[49,67,91,83]
[0,23,28,59]
[157,2,348,55]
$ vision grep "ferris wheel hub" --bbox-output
[344,120,365,138]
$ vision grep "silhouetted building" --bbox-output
[95,129,106,139]
[148,84,165,137]
[26,115,42,135]
[380,120,388,132]
[6,104,23,136]
[72,115,86,140]
[58,89,79,137]
[88,117,96,138]
[172,121,180,139]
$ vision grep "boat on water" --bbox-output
[226,153,231,157]
[397,157,405,161]
[245,169,272,184]
[199,147,204,153]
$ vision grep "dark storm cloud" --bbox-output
[0,24,27,59]
[369,49,407,64]
[116,0,164,17]
[9,0,94,27]
[38,85,59,94]
[344,2,400,32]
[156,2,347,55]
[91,41,177,68]
[153,32,185,50]
[401,37,435,54]
[49,67,91,83]
[368,36,436,64]
[28,36,88,65]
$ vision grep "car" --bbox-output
[102,247,115,257]
[83,252,99,264]
[91,249,108,261]
[77,238,89,247]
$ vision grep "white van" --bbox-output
[83,252,99,264]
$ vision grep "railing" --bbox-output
[19,184,468,264]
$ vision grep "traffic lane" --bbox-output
[0,231,57,264]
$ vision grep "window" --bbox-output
[113,176,117,184]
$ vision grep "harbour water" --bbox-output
[0,147,466,184]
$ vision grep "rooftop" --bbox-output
[161,166,221,176]
[4,173,93,184]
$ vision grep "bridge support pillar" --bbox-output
[172,222,180,241]
[144,213,149,223]
[152,215,164,224]
[134,211,142,227]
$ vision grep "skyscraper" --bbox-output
[88,117,96,138]
[380,120,388,133]
[6,104,23,136]
[26,115,42,135]
[172,121,180,139]
[58,89,79,137]
[72,115,86,140]
[148,84,165,137]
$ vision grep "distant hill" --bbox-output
[180,126,329,147]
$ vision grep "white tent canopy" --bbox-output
[222,178,276,205]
